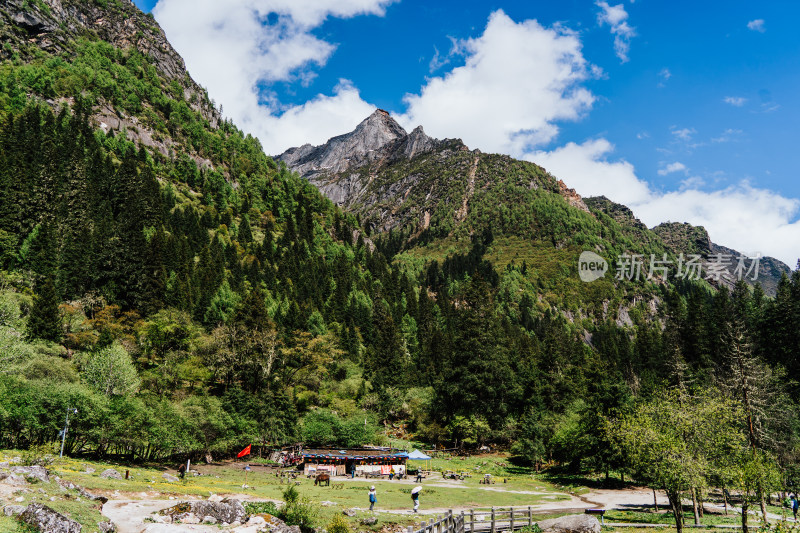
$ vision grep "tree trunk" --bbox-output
[723,487,729,516]
[667,490,684,533]
[691,488,701,525]
[653,489,658,512]
[760,495,769,525]
[698,490,704,518]
[742,500,749,533]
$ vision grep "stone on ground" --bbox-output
[161,498,247,524]
[20,503,82,533]
[536,514,601,533]
[3,505,25,516]
[162,473,179,483]
[100,469,122,480]
[11,466,50,483]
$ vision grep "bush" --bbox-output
[327,514,351,533]
[279,485,317,533]
[244,501,280,516]
[22,442,58,466]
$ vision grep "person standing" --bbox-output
[369,486,377,511]
[792,494,799,521]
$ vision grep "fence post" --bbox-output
[460,511,465,533]
[408,526,413,533]
[510,508,515,531]
[469,509,474,533]
[527,506,532,527]
[491,507,496,533]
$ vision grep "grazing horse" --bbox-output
[314,472,331,486]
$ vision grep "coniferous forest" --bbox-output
[0,2,800,522]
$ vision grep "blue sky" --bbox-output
[133,0,800,265]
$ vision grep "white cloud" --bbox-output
[398,10,595,156]
[671,127,696,141]
[747,19,766,33]
[712,128,743,143]
[527,139,651,205]
[151,0,395,153]
[526,140,800,266]
[659,68,671,81]
[658,162,688,176]
[596,1,636,62]
[723,96,747,107]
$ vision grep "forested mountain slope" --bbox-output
[0,0,798,490]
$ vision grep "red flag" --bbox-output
[237,445,251,458]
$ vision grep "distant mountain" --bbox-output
[280,112,791,296]
[585,197,790,295]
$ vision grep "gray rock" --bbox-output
[162,473,179,483]
[0,461,9,468]
[342,509,357,517]
[20,503,82,533]
[3,505,25,516]
[100,469,122,480]
[536,514,601,533]
[84,467,95,474]
[11,465,50,483]
[98,521,115,533]
[162,499,247,525]
[176,513,200,524]
[1,473,28,486]
[202,516,218,524]
[360,517,378,526]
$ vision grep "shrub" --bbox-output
[327,514,351,533]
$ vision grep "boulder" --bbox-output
[11,466,50,483]
[100,469,122,480]
[536,514,601,533]
[0,461,9,468]
[162,499,247,525]
[1,473,28,486]
[3,505,25,516]
[342,509,357,517]
[208,493,224,502]
[19,503,82,533]
[361,517,378,526]
[98,521,116,533]
[203,516,218,524]
[247,516,266,526]
[162,473,179,483]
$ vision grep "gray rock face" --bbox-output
[536,514,601,533]
[97,521,116,533]
[11,466,50,483]
[277,109,471,235]
[162,473,179,483]
[279,110,408,181]
[20,503,82,533]
[162,498,247,525]
[100,469,123,480]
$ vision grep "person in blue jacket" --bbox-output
[369,486,377,511]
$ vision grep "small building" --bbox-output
[302,448,407,477]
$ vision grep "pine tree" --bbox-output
[28,278,62,342]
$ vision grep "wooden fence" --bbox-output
[408,506,541,533]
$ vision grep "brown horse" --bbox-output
[314,472,331,486]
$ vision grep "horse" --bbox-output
[314,472,331,486]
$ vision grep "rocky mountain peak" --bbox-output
[278,109,425,181]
